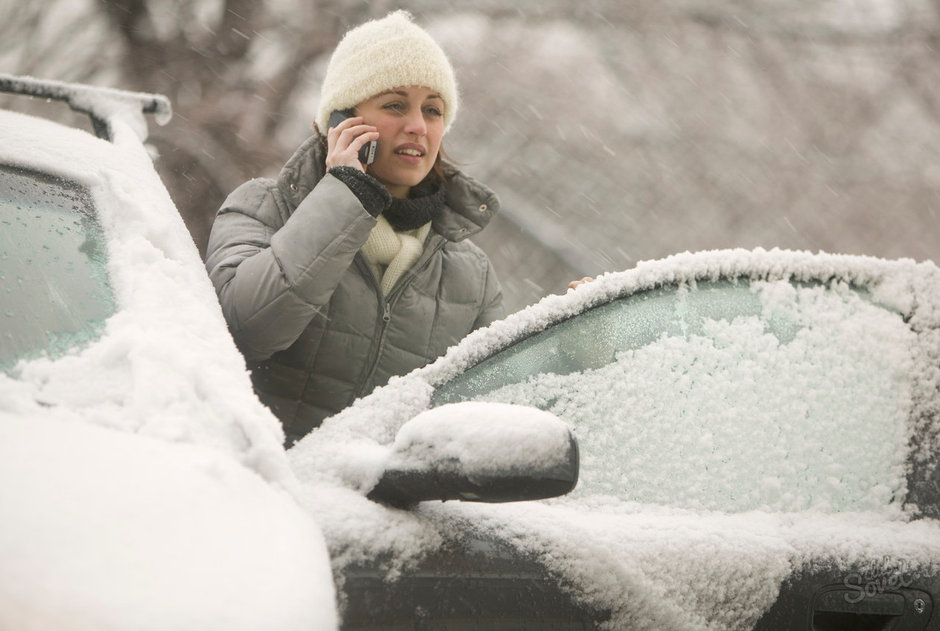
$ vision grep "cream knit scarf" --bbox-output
[361,214,432,295]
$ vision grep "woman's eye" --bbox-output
[383,102,405,112]
[424,107,443,117]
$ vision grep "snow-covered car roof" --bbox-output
[0,99,336,629]
[290,247,940,630]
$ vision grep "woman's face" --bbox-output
[356,85,445,198]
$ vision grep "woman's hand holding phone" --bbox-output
[325,112,379,172]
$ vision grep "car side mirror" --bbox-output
[367,402,579,507]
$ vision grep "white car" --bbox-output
[0,75,337,630]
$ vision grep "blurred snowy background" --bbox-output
[3,0,939,312]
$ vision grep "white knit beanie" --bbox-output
[315,10,459,134]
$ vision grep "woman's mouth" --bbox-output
[394,144,426,163]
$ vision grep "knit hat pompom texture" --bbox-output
[316,11,458,134]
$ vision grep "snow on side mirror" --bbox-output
[367,402,579,507]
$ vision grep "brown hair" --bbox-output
[431,143,457,182]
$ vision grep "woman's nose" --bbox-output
[403,109,427,136]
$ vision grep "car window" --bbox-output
[0,165,114,371]
[433,279,917,514]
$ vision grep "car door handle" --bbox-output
[812,586,932,631]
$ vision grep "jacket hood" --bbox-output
[276,135,500,242]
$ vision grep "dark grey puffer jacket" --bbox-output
[205,135,504,442]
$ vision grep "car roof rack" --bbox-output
[0,73,172,142]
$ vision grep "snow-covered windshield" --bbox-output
[0,165,114,371]
[433,278,915,513]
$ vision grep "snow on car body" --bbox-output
[291,248,940,630]
[0,80,336,630]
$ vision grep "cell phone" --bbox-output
[328,109,378,165]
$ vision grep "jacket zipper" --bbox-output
[356,237,446,396]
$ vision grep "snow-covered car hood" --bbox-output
[290,247,940,630]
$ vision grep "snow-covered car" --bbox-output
[0,75,338,630]
[290,248,940,630]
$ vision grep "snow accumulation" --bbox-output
[386,402,572,478]
[290,247,940,630]
[0,109,336,629]
[0,412,331,631]
[0,109,287,481]
[472,279,915,513]
[0,73,172,141]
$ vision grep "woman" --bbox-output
[205,11,504,446]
